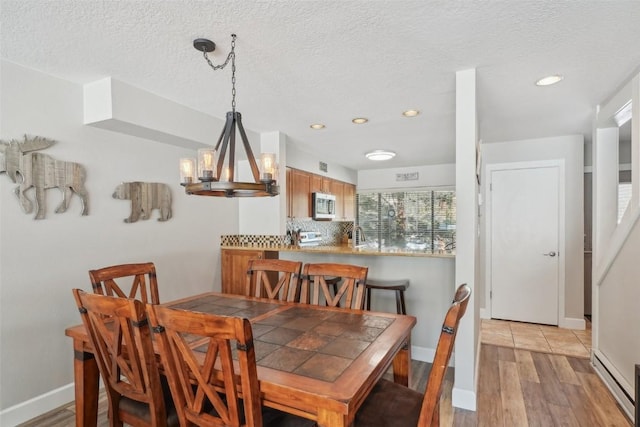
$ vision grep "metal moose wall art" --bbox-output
[0,135,89,219]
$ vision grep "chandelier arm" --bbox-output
[228,115,237,182]
[236,113,261,183]
[214,120,226,152]
[216,113,233,179]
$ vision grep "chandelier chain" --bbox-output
[201,34,237,111]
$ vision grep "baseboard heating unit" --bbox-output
[592,351,635,423]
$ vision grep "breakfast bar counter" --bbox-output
[221,244,455,258]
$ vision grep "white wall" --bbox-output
[358,163,455,191]
[0,61,239,424]
[480,135,585,323]
[286,141,357,184]
[591,72,640,417]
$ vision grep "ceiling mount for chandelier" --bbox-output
[179,34,279,198]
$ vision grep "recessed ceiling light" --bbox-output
[310,123,325,130]
[365,150,396,161]
[352,117,368,124]
[402,109,420,117]
[535,75,564,86]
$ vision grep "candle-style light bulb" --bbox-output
[198,148,216,181]
[179,158,196,184]
[260,153,277,182]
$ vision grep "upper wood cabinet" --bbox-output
[343,183,355,220]
[290,168,311,218]
[286,167,356,220]
[330,180,344,219]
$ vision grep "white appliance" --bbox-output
[298,231,323,247]
[312,192,336,220]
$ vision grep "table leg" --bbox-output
[317,408,348,427]
[392,338,412,388]
[73,340,100,427]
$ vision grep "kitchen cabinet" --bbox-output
[343,183,356,220]
[290,168,311,218]
[330,180,344,220]
[286,167,293,217]
[221,249,278,295]
[311,174,332,194]
[286,167,356,220]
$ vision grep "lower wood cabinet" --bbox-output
[221,249,278,295]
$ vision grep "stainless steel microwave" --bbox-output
[312,192,336,220]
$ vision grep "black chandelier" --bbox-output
[179,34,279,197]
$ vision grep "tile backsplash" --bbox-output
[221,220,354,247]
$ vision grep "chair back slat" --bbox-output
[300,263,368,309]
[72,289,169,426]
[148,305,264,427]
[418,283,471,426]
[246,259,302,302]
[89,262,160,304]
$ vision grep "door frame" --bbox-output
[485,159,567,325]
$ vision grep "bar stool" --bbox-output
[365,278,410,315]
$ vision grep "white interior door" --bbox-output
[490,166,560,325]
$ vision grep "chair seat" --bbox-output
[365,278,410,291]
[355,379,422,426]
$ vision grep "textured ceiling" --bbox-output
[2,1,640,171]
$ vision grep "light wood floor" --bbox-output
[21,320,631,427]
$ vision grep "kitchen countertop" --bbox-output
[221,244,455,258]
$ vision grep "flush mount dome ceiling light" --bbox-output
[352,117,368,124]
[535,74,564,86]
[310,123,325,129]
[365,150,396,161]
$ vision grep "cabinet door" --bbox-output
[221,249,278,295]
[330,180,345,219]
[322,177,332,193]
[291,169,311,218]
[343,183,356,220]
[286,167,293,218]
[310,174,322,194]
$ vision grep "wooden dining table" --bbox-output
[65,292,416,427]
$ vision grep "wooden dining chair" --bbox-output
[245,258,302,301]
[89,262,160,304]
[355,283,471,427]
[146,305,316,427]
[299,263,368,309]
[72,289,178,427]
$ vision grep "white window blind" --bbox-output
[356,190,456,253]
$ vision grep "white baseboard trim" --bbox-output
[0,383,75,427]
[452,387,477,411]
[559,316,586,330]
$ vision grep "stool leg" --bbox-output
[366,287,372,311]
[399,290,407,315]
[395,290,401,315]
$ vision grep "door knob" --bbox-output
[543,251,557,257]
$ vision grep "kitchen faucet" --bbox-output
[354,225,367,242]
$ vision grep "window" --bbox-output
[356,190,456,253]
